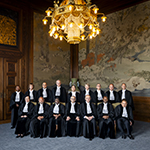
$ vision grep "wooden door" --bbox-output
[0,58,20,123]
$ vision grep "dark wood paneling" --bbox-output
[70,44,79,79]
[133,96,150,122]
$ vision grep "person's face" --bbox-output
[29,84,34,90]
[42,83,47,89]
[96,84,101,90]
[16,86,20,91]
[71,86,76,92]
[25,96,30,103]
[103,97,108,103]
[70,96,76,103]
[121,101,127,107]
[109,84,114,91]
[55,98,60,104]
[39,97,44,104]
[85,96,91,103]
[122,84,126,90]
[56,80,61,87]
[85,85,89,90]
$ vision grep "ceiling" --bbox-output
[25,0,149,14]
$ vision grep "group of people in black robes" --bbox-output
[10,80,134,140]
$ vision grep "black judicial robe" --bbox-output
[37,88,52,103]
[118,90,134,110]
[97,103,115,138]
[94,90,105,104]
[80,90,95,103]
[48,103,66,137]
[23,90,37,102]
[115,104,134,135]
[15,102,34,135]
[106,90,120,103]
[80,102,97,138]
[10,92,24,127]
[67,92,80,103]
[52,86,67,103]
[65,102,80,136]
[30,103,50,138]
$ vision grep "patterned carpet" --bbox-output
[0,121,150,150]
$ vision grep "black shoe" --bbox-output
[11,126,15,129]
[21,135,24,138]
[16,135,20,138]
[128,135,134,140]
[89,138,92,141]
[40,135,43,138]
[122,135,126,139]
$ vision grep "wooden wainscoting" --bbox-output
[133,96,150,122]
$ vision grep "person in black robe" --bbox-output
[97,96,115,139]
[115,99,134,139]
[80,83,94,104]
[118,83,134,110]
[80,95,97,140]
[106,84,120,103]
[67,85,80,103]
[52,80,67,103]
[10,85,24,128]
[15,96,34,138]
[94,83,105,105]
[65,96,80,137]
[23,83,37,103]
[37,82,52,103]
[30,97,50,138]
[48,97,65,137]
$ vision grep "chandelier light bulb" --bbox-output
[69,22,74,28]
[42,18,48,25]
[101,16,107,22]
[45,10,52,16]
[93,7,99,14]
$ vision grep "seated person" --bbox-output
[66,96,80,137]
[94,83,105,105]
[106,84,120,103]
[30,97,49,138]
[10,85,24,129]
[23,83,37,102]
[118,83,134,110]
[37,82,52,103]
[80,83,94,103]
[97,96,115,139]
[52,80,67,103]
[48,97,65,137]
[67,85,80,103]
[80,95,97,140]
[15,96,34,138]
[115,99,134,140]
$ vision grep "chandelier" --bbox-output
[42,0,107,44]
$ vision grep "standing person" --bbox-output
[37,82,52,103]
[106,84,120,103]
[30,97,50,138]
[80,95,97,140]
[97,96,115,139]
[52,80,67,103]
[115,99,134,140]
[66,96,80,137]
[10,85,24,129]
[94,83,105,105]
[118,83,134,110]
[80,83,94,103]
[15,96,34,138]
[23,83,37,103]
[67,85,80,103]
[48,97,65,137]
